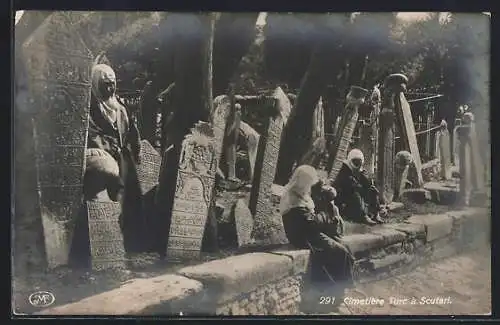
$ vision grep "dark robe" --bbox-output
[87,96,144,253]
[282,207,354,290]
[333,162,383,223]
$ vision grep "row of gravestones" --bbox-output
[88,88,293,270]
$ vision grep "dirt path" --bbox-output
[332,247,491,315]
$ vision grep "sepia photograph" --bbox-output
[13,11,491,316]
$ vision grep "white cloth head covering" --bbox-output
[346,148,364,171]
[91,64,128,126]
[279,165,319,215]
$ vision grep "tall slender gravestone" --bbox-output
[166,122,217,261]
[463,113,485,191]
[312,97,325,140]
[359,86,381,176]
[327,86,368,182]
[377,74,407,204]
[211,95,232,165]
[436,120,451,180]
[457,125,472,206]
[395,90,424,186]
[249,87,291,245]
[22,12,93,268]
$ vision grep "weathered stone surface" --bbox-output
[400,188,431,204]
[216,275,302,315]
[23,12,93,268]
[430,237,458,260]
[136,140,162,196]
[369,227,407,246]
[167,122,217,261]
[232,199,254,247]
[423,181,459,205]
[387,202,404,212]
[177,252,292,304]
[271,184,285,205]
[383,222,426,239]
[270,249,311,274]
[406,214,454,242]
[249,87,291,245]
[340,233,386,255]
[36,274,203,315]
[368,253,410,270]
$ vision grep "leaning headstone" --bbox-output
[232,199,255,247]
[327,86,368,182]
[396,92,424,186]
[22,12,93,268]
[249,87,291,245]
[86,201,126,271]
[166,122,218,261]
[136,140,162,196]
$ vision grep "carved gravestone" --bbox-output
[328,86,368,182]
[22,12,93,268]
[232,199,254,247]
[136,140,162,196]
[166,122,217,261]
[249,87,291,245]
[86,201,126,271]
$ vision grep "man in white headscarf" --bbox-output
[333,149,385,225]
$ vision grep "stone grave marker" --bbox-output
[249,87,291,245]
[328,86,368,182]
[166,122,217,261]
[396,92,423,186]
[211,95,232,164]
[232,199,255,247]
[312,97,325,140]
[86,201,126,271]
[136,140,162,196]
[437,125,452,180]
[22,12,93,268]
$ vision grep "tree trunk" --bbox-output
[213,13,260,96]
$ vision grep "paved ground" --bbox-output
[327,246,491,316]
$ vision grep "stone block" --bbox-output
[36,274,203,315]
[270,249,311,274]
[387,201,404,212]
[423,181,459,205]
[340,233,386,255]
[369,227,407,246]
[177,252,292,304]
[400,188,431,204]
[368,253,410,270]
[406,213,454,242]
[383,222,426,239]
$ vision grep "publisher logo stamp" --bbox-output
[28,291,55,308]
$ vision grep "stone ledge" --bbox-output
[177,252,292,305]
[341,233,387,256]
[423,181,459,205]
[269,249,311,274]
[36,274,203,315]
[405,213,454,242]
[383,222,426,239]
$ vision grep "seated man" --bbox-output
[333,149,385,225]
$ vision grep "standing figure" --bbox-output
[86,64,144,254]
[333,149,385,225]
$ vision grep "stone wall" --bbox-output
[38,250,310,316]
[36,207,488,316]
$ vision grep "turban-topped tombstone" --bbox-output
[394,150,413,201]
